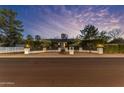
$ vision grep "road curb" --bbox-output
[0,55,124,58]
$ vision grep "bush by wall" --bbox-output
[104,44,124,53]
[81,39,106,50]
[118,44,124,53]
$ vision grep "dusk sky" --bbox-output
[0,5,124,39]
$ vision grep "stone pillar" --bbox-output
[69,47,74,55]
[97,47,103,54]
[58,47,61,52]
[79,47,83,52]
[63,42,66,47]
[24,48,30,54]
[43,47,47,52]
[97,44,104,54]
[65,48,68,52]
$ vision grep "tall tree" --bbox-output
[110,38,124,44]
[26,34,34,44]
[98,31,111,42]
[80,25,110,50]
[0,9,24,46]
[108,29,123,39]
[35,35,41,41]
[34,35,41,49]
[80,25,99,40]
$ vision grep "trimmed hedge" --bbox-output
[104,44,124,53]
[118,44,124,53]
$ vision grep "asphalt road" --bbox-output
[0,57,124,87]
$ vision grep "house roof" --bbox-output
[45,39,75,42]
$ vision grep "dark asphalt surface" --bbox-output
[0,57,124,87]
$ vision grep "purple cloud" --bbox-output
[1,5,123,38]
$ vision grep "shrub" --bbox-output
[118,44,124,53]
[81,39,105,50]
[104,44,120,53]
[41,40,51,48]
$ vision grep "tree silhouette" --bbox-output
[80,25,99,40]
[26,34,34,48]
[109,29,124,39]
[34,35,41,49]
[0,9,24,46]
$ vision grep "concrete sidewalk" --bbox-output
[0,52,124,58]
